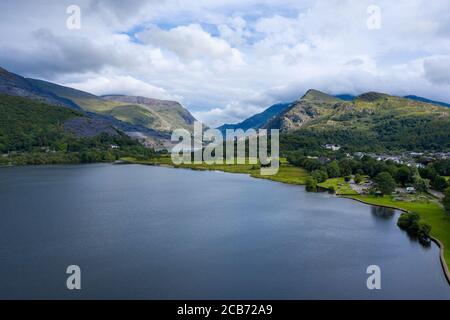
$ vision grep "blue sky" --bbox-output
[1,0,450,127]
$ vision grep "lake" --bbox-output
[0,164,449,299]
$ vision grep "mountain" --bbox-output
[333,93,450,107]
[0,67,198,148]
[404,95,450,108]
[267,89,450,152]
[217,102,292,133]
[26,78,197,135]
[0,93,155,166]
[264,89,344,131]
[27,79,197,133]
[28,78,121,113]
[0,67,82,110]
[102,95,196,133]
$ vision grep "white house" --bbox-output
[406,187,416,194]
[324,144,341,151]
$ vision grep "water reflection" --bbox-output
[371,206,395,219]
[0,165,448,299]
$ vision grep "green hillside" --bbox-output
[276,90,450,152]
[102,95,196,133]
[28,79,124,112]
[0,94,152,165]
[28,78,197,133]
[107,104,161,128]
[0,94,81,152]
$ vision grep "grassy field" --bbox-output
[317,178,359,195]
[121,156,310,185]
[348,195,450,270]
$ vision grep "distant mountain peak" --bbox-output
[0,67,14,79]
[404,95,450,108]
[0,66,198,147]
[217,101,293,133]
[301,89,341,102]
[102,94,197,132]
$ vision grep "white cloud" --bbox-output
[1,0,450,127]
[137,24,244,65]
[194,102,264,128]
[66,75,180,101]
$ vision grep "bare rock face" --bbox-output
[0,67,195,146]
[102,95,197,133]
[63,117,119,138]
[264,89,342,131]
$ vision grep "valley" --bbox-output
[1,65,450,287]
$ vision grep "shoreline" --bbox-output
[123,159,450,286]
[343,196,450,286]
[3,160,449,287]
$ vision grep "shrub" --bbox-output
[305,177,318,192]
[414,177,428,192]
[432,175,448,191]
[327,160,341,178]
[397,212,420,231]
[443,187,450,213]
[417,223,432,246]
[397,212,431,246]
[312,170,328,183]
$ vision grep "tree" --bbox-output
[414,177,428,193]
[419,166,437,180]
[338,159,353,176]
[386,164,399,179]
[305,177,318,192]
[327,160,341,178]
[312,170,328,183]
[355,174,363,184]
[397,212,420,231]
[374,172,396,195]
[431,175,448,191]
[417,222,432,246]
[433,160,450,176]
[397,212,431,246]
[444,187,450,213]
[396,166,413,186]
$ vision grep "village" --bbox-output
[305,144,450,200]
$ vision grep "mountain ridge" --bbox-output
[277,90,450,151]
[0,66,198,148]
[217,102,293,133]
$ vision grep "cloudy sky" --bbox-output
[1,0,450,127]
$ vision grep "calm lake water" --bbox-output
[0,164,449,299]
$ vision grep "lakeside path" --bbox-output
[121,157,450,284]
